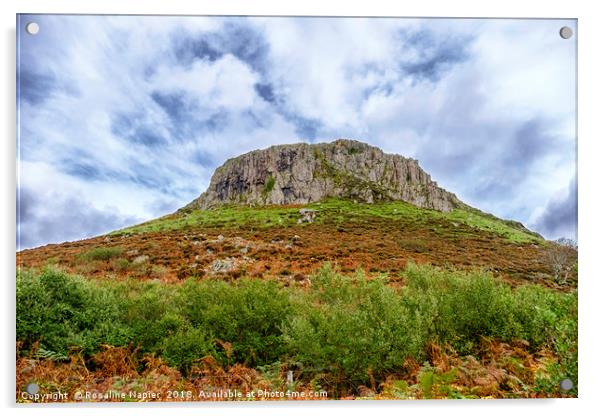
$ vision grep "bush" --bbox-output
[544,240,577,284]
[401,263,576,353]
[122,282,181,352]
[16,264,577,395]
[111,257,131,272]
[16,268,128,355]
[284,265,425,391]
[77,246,123,262]
[179,278,293,366]
[161,328,215,374]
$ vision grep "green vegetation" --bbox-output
[401,263,575,353]
[285,265,425,389]
[76,246,123,262]
[110,205,301,235]
[17,263,576,395]
[179,278,293,367]
[445,208,541,243]
[111,198,541,244]
[263,175,276,194]
[347,147,361,155]
[307,199,541,243]
[161,328,216,373]
[313,150,391,201]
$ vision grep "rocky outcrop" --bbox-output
[184,139,464,212]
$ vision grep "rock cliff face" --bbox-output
[184,139,464,212]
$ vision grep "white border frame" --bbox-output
[2,1,600,415]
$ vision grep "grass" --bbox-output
[307,199,541,243]
[76,246,123,262]
[110,205,302,235]
[444,209,541,244]
[110,198,542,244]
[17,263,576,398]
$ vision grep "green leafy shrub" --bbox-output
[111,257,131,272]
[417,364,458,399]
[179,278,292,366]
[16,268,128,355]
[122,282,181,352]
[401,263,576,354]
[284,265,425,390]
[402,265,518,352]
[161,328,216,374]
[16,263,577,396]
[77,246,124,262]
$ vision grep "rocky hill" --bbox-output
[18,137,554,285]
[184,139,463,212]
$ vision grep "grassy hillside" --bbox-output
[112,198,542,244]
[18,198,571,288]
[16,198,577,401]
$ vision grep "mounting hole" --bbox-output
[559,378,574,391]
[26,382,40,394]
[559,26,573,39]
[25,22,39,35]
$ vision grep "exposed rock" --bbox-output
[183,139,463,212]
[298,209,318,224]
[211,258,236,273]
[132,255,149,265]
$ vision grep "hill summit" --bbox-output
[185,139,463,212]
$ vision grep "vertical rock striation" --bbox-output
[184,139,464,212]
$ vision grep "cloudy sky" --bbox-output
[17,15,577,249]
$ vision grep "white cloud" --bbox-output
[150,54,259,111]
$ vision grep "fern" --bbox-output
[34,347,68,362]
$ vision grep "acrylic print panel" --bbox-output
[16,15,577,402]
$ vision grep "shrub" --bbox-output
[544,240,577,285]
[111,257,131,272]
[16,268,127,355]
[77,246,123,262]
[161,328,216,374]
[16,263,577,396]
[263,175,276,194]
[284,265,425,391]
[179,278,293,366]
[401,263,576,353]
[403,264,520,352]
[122,282,181,352]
